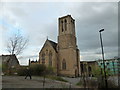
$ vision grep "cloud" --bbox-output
[74,3,118,50]
[1,2,118,65]
[10,7,27,17]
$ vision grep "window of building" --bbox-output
[49,51,52,66]
[80,64,84,73]
[46,49,48,54]
[61,20,64,32]
[73,20,74,24]
[65,19,67,31]
[62,59,66,70]
[71,20,74,24]
[62,29,64,32]
[42,52,45,64]
[107,62,109,65]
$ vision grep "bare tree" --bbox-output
[7,31,28,55]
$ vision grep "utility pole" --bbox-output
[99,29,108,89]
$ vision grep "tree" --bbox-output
[6,30,28,55]
[92,66,112,77]
[91,66,102,77]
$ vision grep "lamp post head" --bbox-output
[99,29,104,32]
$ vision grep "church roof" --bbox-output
[48,39,57,52]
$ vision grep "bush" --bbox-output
[2,64,8,75]
[30,64,46,76]
[92,66,112,78]
[17,64,46,76]
[2,64,19,75]
[76,81,83,86]
[45,66,54,75]
[17,64,55,76]
[17,66,27,76]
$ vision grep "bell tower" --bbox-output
[58,15,77,49]
[59,15,75,36]
[58,15,80,77]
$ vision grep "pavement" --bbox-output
[62,77,81,85]
[2,76,81,88]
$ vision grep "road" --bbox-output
[2,76,81,88]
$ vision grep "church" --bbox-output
[38,15,80,77]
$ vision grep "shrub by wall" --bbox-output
[17,66,27,76]
[17,64,55,76]
[30,64,46,76]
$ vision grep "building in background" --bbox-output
[80,61,98,77]
[80,58,119,77]
[97,58,119,76]
[1,54,20,74]
[29,59,39,66]
[1,54,20,68]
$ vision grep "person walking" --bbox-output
[25,67,32,80]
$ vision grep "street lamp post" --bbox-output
[99,29,108,88]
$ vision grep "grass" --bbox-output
[76,81,83,86]
[46,75,68,82]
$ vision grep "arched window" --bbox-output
[49,51,52,66]
[62,59,66,70]
[46,49,48,54]
[65,19,67,31]
[42,52,45,64]
[61,20,64,32]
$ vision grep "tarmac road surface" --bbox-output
[2,76,81,88]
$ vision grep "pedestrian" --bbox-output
[25,67,32,80]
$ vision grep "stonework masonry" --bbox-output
[33,15,80,77]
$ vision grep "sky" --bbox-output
[0,1,118,65]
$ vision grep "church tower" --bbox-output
[58,15,80,77]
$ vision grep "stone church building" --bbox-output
[39,15,80,77]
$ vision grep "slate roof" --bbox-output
[48,39,57,52]
[1,54,20,67]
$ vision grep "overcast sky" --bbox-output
[0,1,118,65]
